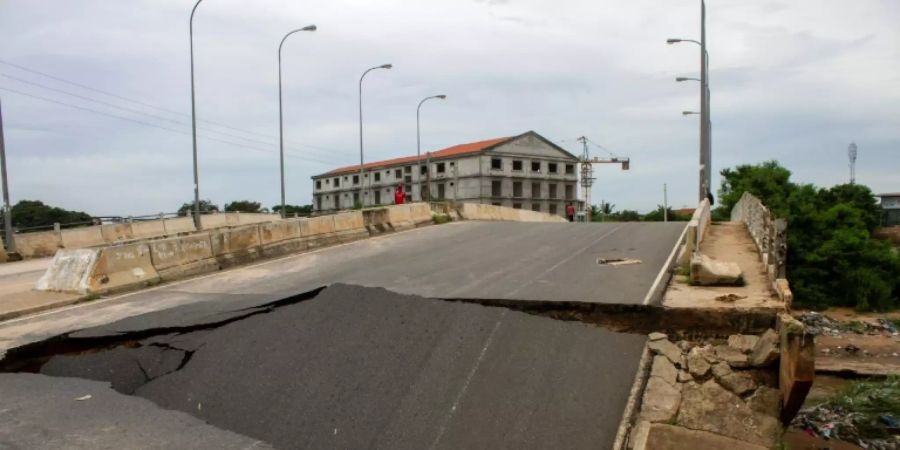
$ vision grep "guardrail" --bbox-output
[731,191,792,306]
[677,199,711,265]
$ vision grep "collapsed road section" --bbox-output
[0,284,646,450]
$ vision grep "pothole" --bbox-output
[596,257,642,266]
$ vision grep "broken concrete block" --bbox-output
[714,344,749,368]
[690,253,743,286]
[710,361,732,379]
[718,372,757,396]
[651,355,678,387]
[678,381,781,447]
[747,386,780,418]
[677,370,693,383]
[727,334,760,354]
[749,329,780,367]
[639,376,682,423]
[648,339,684,368]
[648,332,667,342]
[686,349,711,378]
[632,422,770,450]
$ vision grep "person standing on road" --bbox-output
[566,202,575,222]
[394,184,405,205]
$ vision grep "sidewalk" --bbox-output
[0,258,82,322]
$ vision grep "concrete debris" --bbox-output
[597,257,642,266]
[678,381,781,447]
[631,422,770,450]
[714,344,749,368]
[648,339,684,368]
[715,293,748,303]
[676,340,691,352]
[651,355,679,387]
[746,386,780,418]
[727,334,760,354]
[690,253,744,286]
[648,332,667,342]
[749,329,780,367]
[717,372,757,396]
[686,349,711,378]
[639,376,682,423]
[710,361,732,379]
[677,370,693,383]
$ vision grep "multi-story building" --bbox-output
[878,192,900,226]
[311,131,580,217]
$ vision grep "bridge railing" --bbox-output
[730,192,787,280]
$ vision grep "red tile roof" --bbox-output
[322,136,511,176]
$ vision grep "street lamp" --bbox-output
[0,97,14,254]
[277,24,316,218]
[676,76,700,82]
[416,94,446,201]
[682,111,700,116]
[358,63,392,208]
[189,0,203,229]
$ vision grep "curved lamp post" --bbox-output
[357,64,392,207]
[416,94,446,201]
[189,0,203,228]
[277,24,317,218]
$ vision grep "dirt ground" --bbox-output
[663,222,784,310]
[796,308,900,376]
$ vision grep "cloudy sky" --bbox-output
[1,0,898,216]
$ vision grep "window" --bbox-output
[565,164,575,175]
[404,175,412,183]
[531,182,541,198]
[315,180,321,190]
[491,158,502,170]
[420,165,427,175]
[436,162,446,173]
[353,175,359,185]
[395,169,402,178]
[326,179,330,185]
[353,192,359,205]
[531,161,541,172]
[404,166,412,174]
[405,184,412,194]
[437,183,445,199]
[512,160,523,171]
[548,163,558,173]
[549,204,557,215]
[531,203,541,212]
[316,196,322,210]
[450,162,455,167]
[513,181,523,197]
[513,203,522,209]
[374,172,381,182]
[335,195,341,209]
[549,183,558,199]
[492,180,502,197]
[333,177,340,187]
[344,176,349,182]
[565,184,575,200]
[374,190,381,204]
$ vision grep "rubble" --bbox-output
[717,372,757,396]
[678,381,781,447]
[648,339,684,367]
[690,253,744,286]
[686,349,711,378]
[714,344,749,368]
[749,329,780,367]
[648,332,667,342]
[727,334,760,354]
[651,355,678,387]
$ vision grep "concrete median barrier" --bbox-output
[259,219,304,258]
[210,225,262,268]
[90,243,160,293]
[35,249,99,294]
[332,211,367,243]
[385,204,413,229]
[163,217,196,234]
[408,203,432,225]
[15,231,62,258]
[131,220,166,239]
[100,223,134,243]
[60,226,105,249]
[149,234,217,280]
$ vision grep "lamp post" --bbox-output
[416,94,446,201]
[358,63,392,208]
[277,24,317,218]
[0,97,14,254]
[667,0,710,202]
[189,0,203,228]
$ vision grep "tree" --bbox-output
[715,161,794,219]
[224,200,262,213]
[642,206,689,222]
[272,204,313,216]
[613,210,642,222]
[3,200,93,229]
[591,202,615,221]
[177,200,219,217]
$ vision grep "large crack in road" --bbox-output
[1,284,653,449]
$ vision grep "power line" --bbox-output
[0,86,343,166]
[0,58,355,156]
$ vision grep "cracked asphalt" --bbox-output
[6,284,647,450]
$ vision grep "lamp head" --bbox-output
[675,77,690,82]
[380,63,393,69]
[302,24,317,31]
[436,95,447,99]
[666,38,681,44]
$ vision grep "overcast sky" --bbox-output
[1,0,898,216]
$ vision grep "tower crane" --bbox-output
[576,136,630,222]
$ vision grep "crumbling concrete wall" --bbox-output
[730,192,791,306]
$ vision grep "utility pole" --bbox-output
[577,136,593,221]
[699,0,709,202]
[189,0,203,229]
[663,184,668,222]
[0,97,15,253]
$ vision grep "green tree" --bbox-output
[272,204,313,216]
[177,200,219,217]
[3,200,93,229]
[223,200,263,213]
[642,206,689,222]
[715,161,794,219]
[613,210,642,222]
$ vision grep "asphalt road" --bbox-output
[21,284,646,450]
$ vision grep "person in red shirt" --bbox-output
[394,184,405,205]
[566,203,575,222]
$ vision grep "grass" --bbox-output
[844,320,867,334]
[432,214,452,225]
[824,376,900,439]
[890,318,900,329]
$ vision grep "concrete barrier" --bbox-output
[210,224,262,268]
[90,243,160,293]
[332,211,367,243]
[15,231,62,258]
[259,219,304,257]
[60,226,105,249]
[385,204,413,229]
[100,223,134,243]
[163,217,196,234]
[200,214,228,229]
[455,202,564,223]
[131,220,166,239]
[149,234,217,280]
[35,249,99,293]
[408,203,433,225]
[678,199,711,266]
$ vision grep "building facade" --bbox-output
[311,131,580,217]
[878,192,900,227]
